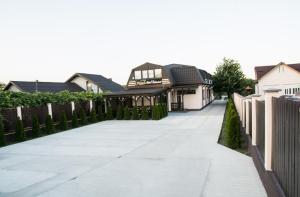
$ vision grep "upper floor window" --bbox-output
[135,70,141,80]
[148,70,154,78]
[142,70,148,79]
[154,69,162,78]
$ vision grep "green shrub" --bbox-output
[158,104,163,119]
[224,99,241,149]
[152,105,159,120]
[106,106,113,120]
[15,117,25,142]
[97,105,104,121]
[116,105,123,120]
[132,106,139,120]
[32,115,41,138]
[45,114,54,134]
[80,109,88,125]
[141,107,148,120]
[123,106,130,120]
[0,115,5,146]
[90,109,97,123]
[60,111,68,130]
[72,111,78,128]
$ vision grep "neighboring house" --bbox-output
[255,62,300,95]
[105,62,214,111]
[4,73,124,93]
[66,73,124,93]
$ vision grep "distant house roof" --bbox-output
[4,81,84,93]
[255,62,300,80]
[67,73,124,92]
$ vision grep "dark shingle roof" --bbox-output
[255,63,300,80]
[68,73,124,92]
[5,81,84,93]
[164,64,212,86]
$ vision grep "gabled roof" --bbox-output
[67,73,124,92]
[165,64,212,86]
[255,62,300,80]
[4,81,84,93]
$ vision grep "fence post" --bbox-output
[47,103,52,118]
[89,100,93,112]
[167,91,171,112]
[242,99,246,128]
[264,89,281,171]
[245,97,251,134]
[17,106,22,120]
[251,95,261,146]
[71,102,75,112]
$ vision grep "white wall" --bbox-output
[257,64,300,95]
[7,85,22,92]
[183,86,203,110]
[71,76,102,93]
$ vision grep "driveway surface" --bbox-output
[0,101,266,197]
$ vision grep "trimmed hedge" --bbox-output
[80,109,87,125]
[141,107,148,120]
[224,99,241,149]
[116,105,123,120]
[90,109,97,123]
[97,106,105,121]
[123,106,130,120]
[60,111,68,130]
[132,107,139,120]
[32,115,41,138]
[106,106,113,120]
[72,111,78,128]
[15,117,25,142]
[45,115,54,134]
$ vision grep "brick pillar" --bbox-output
[167,91,171,112]
[71,102,75,112]
[264,89,281,171]
[251,95,261,146]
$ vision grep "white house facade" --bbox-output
[255,62,300,96]
[105,62,214,111]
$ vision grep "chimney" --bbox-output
[35,80,38,92]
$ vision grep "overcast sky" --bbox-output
[0,0,299,85]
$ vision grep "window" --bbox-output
[148,70,154,78]
[154,69,162,78]
[142,70,148,79]
[135,70,141,80]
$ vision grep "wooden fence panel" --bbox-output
[21,105,48,128]
[0,108,17,133]
[272,97,300,197]
[256,100,265,160]
[52,103,72,122]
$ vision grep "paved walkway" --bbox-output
[0,101,266,197]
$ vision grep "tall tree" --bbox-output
[0,83,5,91]
[213,58,245,97]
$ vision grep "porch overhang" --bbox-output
[104,88,167,98]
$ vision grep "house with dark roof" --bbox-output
[4,73,124,93]
[105,62,213,111]
[254,62,300,95]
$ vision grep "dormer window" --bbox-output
[154,69,162,78]
[142,70,148,79]
[135,70,141,80]
[148,70,154,78]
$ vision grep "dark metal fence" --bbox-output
[272,97,300,197]
[256,100,265,160]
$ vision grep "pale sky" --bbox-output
[0,0,299,85]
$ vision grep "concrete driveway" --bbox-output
[0,101,266,197]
